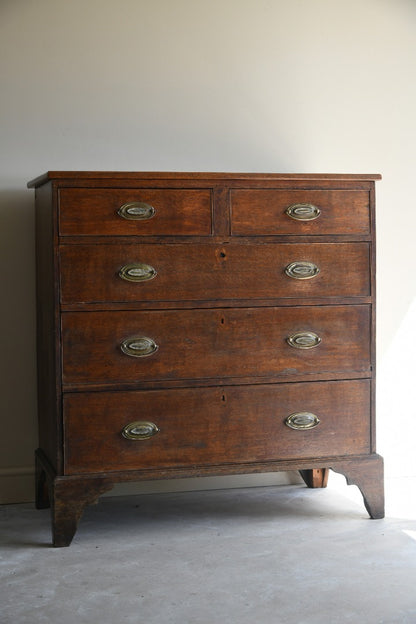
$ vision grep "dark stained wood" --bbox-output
[231,189,370,236]
[61,371,373,394]
[35,449,113,546]
[212,186,231,236]
[30,171,383,545]
[331,454,384,518]
[35,450,50,509]
[52,477,113,547]
[59,242,370,304]
[300,468,329,488]
[61,305,371,385]
[63,380,370,474]
[34,182,62,472]
[37,451,383,546]
[59,188,213,236]
[61,297,373,313]
[28,171,382,188]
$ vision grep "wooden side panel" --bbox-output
[35,182,62,472]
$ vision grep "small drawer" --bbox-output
[60,242,370,304]
[59,188,212,236]
[63,379,370,474]
[231,189,370,235]
[61,305,371,385]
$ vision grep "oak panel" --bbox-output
[59,188,212,236]
[64,380,370,474]
[60,242,370,303]
[231,189,370,235]
[61,305,371,385]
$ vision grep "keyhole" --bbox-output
[221,317,225,324]
[220,251,226,258]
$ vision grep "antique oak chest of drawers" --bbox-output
[28,171,384,546]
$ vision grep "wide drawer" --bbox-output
[61,305,371,385]
[231,189,370,235]
[59,188,212,236]
[60,242,370,304]
[63,379,371,474]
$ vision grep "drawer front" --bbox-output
[59,188,212,236]
[63,380,371,474]
[60,242,370,304]
[61,305,371,385]
[231,189,370,235]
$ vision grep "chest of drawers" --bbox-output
[28,171,384,546]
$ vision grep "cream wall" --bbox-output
[1,0,415,503]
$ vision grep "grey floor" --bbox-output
[1,476,416,624]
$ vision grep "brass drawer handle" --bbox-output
[287,331,321,349]
[117,202,156,221]
[285,203,321,221]
[120,336,159,357]
[285,261,320,280]
[285,412,320,430]
[122,421,160,440]
[119,263,157,282]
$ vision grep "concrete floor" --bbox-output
[1,476,416,624]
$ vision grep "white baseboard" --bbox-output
[0,466,302,505]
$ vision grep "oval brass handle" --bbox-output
[117,202,156,221]
[287,331,321,349]
[285,261,320,280]
[285,412,320,430]
[285,203,321,221]
[120,336,159,357]
[122,421,160,440]
[119,263,157,282]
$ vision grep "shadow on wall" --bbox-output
[0,189,38,490]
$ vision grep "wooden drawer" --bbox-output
[59,188,212,236]
[63,380,371,474]
[60,242,370,304]
[61,305,371,385]
[231,189,370,235]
